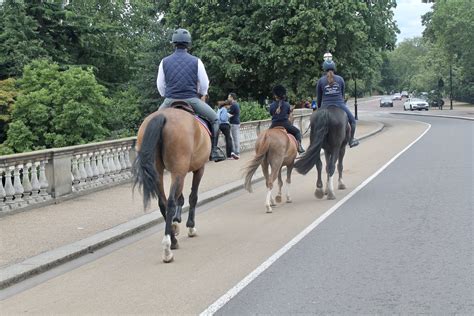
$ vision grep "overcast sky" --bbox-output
[394,0,433,43]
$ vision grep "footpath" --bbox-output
[0,119,384,288]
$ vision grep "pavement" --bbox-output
[0,116,428,313]
[0,119,384,288]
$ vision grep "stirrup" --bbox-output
[349,139,359,148]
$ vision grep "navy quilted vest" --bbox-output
[163,49,199,99]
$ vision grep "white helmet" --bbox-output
[323,52,333,61]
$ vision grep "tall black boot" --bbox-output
[210,121,226,162]
[297,140,305,154]
[349,122,360,148]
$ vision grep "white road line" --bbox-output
[200,122,432,316]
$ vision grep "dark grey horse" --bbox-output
[294,106,349,200]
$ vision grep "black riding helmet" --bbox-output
[322,60,336,72]
[171,28,192,46]
[272,85,287,99]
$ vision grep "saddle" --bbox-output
[169,101,211,136]
[271,126,298,148]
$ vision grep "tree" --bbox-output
[157,0,397,101]
[4,60,111,153]
[0,78,19,142]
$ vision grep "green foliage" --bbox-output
[5,60,111,153]
[239,101,271,122]
[158,0,397,101]
[0,78,19,142]
[107,87,142,138]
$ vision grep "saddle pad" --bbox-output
[195,116,211,136]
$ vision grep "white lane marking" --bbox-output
[200,122,432,316]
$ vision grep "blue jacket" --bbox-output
[269,100,290,123]
[162,49,198,99]
[316,74,346,108]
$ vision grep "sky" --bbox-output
[393,0,433,43]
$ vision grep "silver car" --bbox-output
[403,98,429,111]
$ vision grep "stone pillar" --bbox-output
[50,152,73,198]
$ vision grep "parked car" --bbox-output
[401,90,409,98]
[392,93,402,100]
[380,96,394,107]
[403,98,429,111]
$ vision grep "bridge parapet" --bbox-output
[0,114,311,214]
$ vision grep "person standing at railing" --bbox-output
[227,92,241,159]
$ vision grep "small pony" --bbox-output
[244,127,298,212]
[132,105,211,263]
[294,106,349,200]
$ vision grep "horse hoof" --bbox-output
[171,241,179,250]
[327,193,336,200]
[315,189,324,199]
[188,227,197,237]
[172,222,180,236]
[266,205,273,213]
[338,183,346,190]
[275,195,282,203]
[162,252,174,263]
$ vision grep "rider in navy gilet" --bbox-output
[316,60,359,148]
[157,28,226,162]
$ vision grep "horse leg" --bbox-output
[156,172,167,219]
[266,158,283,213]
[315,156,324,199]
[262,158,273,212]
[325,150,337,200]
[187,167,204,237]
[172,194,184,237]
[162,175,183,262]
[275,168,283,203]
[286,164,293,203]
[337,146,347,190]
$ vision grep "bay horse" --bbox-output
[294,106,349,200]
[132,105,210,263]
[244,127,298,212]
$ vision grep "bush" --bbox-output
[0,78,19,142]
[107,87,142,138]
[4,59,112,153]
[239,101,271,122]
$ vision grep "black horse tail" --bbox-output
[244,132,270,193]
[132,114,166,210]
[294,110,329,175]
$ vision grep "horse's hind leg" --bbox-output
[275,168,283,203]
[266,158,284,213]
[286,164,293,203]
[171,193,184,237]
[337,146,347,190]
[325,150,337,200]
[187,167,204,237]
[162,175,184,262]
[315,155,324,199]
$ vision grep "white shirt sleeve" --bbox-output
[157,60,166,97]
[197,59,209,96]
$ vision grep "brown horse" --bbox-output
[132,107,210,263]
[244,127,298,213]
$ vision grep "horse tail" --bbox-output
[244,132,270,193]
[132,114,166,209]
[295,110,329,175]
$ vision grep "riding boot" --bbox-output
[349,122,360,148]
[297,140,305,154]
[210,121,226,162]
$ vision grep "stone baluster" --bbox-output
[4,166,15,207]
[0,168,8,212]
[101,150,112,184]
[13,164,26,207]
[108,149,117,180]
[78,154,87,190]
[113,148,122,179]
[124,146,132,169]
[84,153,93,188]
[91,152,99,182]
[96,151,105,184]
[39,160,50,200]
[71,155,81,192]
[22,163,33,204]
[118,147,127,179]
[31,162,41,201]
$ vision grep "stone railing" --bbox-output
[0,113,311,214]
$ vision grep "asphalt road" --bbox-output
[216,115,473,314]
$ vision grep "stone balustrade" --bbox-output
[0,113,311,214]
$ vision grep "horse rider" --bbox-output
[269,85,305,154]
[316,60,359,148]
[156,28,226,162]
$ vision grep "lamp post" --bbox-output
[354,77,358,120]
[449,63,453,110]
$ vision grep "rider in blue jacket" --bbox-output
[316,60,359,148]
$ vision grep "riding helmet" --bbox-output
[171,28,192,45]
[323,60,336,72]
[272,85,287,98]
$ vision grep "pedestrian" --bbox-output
[227,92,241,159]
[316,60,359,148]
[269,85,305,154]
[156,28,226,162]
[216,103,239,159]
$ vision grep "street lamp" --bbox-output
[354,76,358,120]
[449,63,453,110]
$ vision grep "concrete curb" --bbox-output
[391,112,474,121]
[0,121,385,290]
